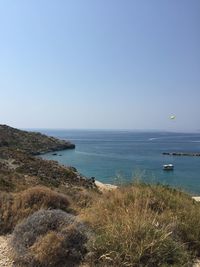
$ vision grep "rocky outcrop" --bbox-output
[0,125,75,155]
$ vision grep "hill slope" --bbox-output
[0,125,75,155]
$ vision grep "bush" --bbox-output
[82,183,200,266]
[0,186,71,234]
[14,186,70,212]
[0,191,14,233]
[11,209,88,267]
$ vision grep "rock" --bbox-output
[68,166,78,172]
[95,180,118,192]
[89,177,95,183]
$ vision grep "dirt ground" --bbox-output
[0,236,13,267]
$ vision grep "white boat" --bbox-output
[163,164,174,171]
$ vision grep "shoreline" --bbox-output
[95,180,118,192]
[192,197,200,202]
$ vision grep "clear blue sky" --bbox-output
[0,0,199,131]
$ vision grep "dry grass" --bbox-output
[0,186,70,234]
[2,180,200,266]
[65,187,100,212]
[82,183,200,266]
[11,209,88,267]
[30,231,66,266]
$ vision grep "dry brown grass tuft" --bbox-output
[0,186,70,234]
[14,186,70,212]
[30,231,66,266]
[11,209,88,267]
[82,183,200,266]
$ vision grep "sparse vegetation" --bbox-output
[0,124,75,155]
[82,183,200,266]
[11,209,88,267]
[0,186,71,234]
[0,146,96,194]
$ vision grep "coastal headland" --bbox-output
[0,124,97,192]
[0,124,75,155]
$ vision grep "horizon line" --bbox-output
[22,127,200,134]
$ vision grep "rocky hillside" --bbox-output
[0,125,96,193]
[0,125,75,155]
[0,147,95,193]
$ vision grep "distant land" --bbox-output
[0,124,75,155]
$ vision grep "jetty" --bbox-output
[163,152,200,157]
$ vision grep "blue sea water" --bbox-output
[39,130,200,195]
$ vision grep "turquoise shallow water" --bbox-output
[39,130,200,195]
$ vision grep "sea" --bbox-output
[39,130,200,195]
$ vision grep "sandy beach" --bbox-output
[95,180,118,192]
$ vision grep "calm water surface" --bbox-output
[39,130,200,195]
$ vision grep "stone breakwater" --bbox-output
[163,152,200,156]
